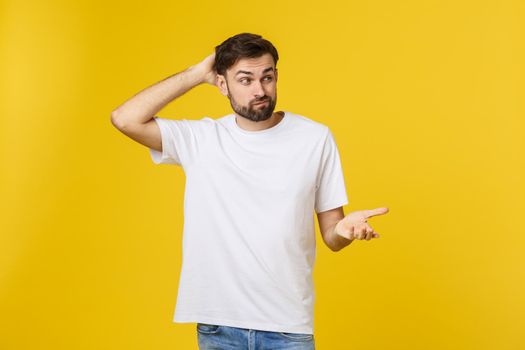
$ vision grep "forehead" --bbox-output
[227,53,275,76]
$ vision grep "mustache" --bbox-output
[252,97,270,104]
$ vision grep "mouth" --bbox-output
[253,100,268,106]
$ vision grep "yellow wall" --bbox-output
[1,0,523,349]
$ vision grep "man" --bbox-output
[111,32,389,350]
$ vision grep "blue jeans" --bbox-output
[197,323,315,350]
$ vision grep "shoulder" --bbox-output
[157,115,224,129]
[151,116,226,142]
[286,111,330,138]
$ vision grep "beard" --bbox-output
[226,83,277,122]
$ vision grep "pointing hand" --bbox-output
[334,207,389,241]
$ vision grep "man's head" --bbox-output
[214,33,279,122]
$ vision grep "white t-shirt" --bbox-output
[148,110,348,334]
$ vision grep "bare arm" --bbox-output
[317,207,354,252]
[110,52,217,151]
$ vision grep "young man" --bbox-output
[111,33,389,349]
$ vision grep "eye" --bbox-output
[264,76,273,81]
[240,78,251,84]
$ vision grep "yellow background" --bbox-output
[1,0,524,349]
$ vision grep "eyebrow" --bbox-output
[235,67,274,76]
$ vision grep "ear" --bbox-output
[217,74,229,96]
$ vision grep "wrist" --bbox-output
[330,222,353,250]
[184,65,206,85]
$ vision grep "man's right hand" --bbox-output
[111,51,219,153]
[189,52,217,86]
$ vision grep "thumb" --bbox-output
[364,207,389,219]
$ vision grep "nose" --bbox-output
[252,80,266,99]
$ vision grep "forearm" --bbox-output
[111,66,204,126]
[326,222,354,252]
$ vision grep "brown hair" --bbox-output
[213,33,279,77]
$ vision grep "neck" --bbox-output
[234,111,284,131]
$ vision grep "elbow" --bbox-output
[110,111,126,130]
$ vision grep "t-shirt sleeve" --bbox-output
[314,127,349,213]
[148,116,200,167]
